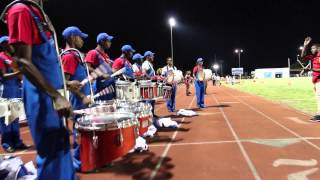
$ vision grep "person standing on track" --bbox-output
[0,36,30,153]
[85,32,115,100]
[2,0,77,179]
[132,53,144,77]
[184,70,192,96]
[60,26,92,171]
[193,58,206,109]
[142,51,158,117]
[162,57,178,112]
[301,37,320,121]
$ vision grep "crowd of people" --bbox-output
[0,0,214,179]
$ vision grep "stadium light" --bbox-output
[168,17,176,63]
[213,64,219,70]
[234,48,244,68]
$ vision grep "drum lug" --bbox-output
[92,131,98,149]
[116,132,124,146]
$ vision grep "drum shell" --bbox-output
[115,81,140,101]
[79,125,136,172]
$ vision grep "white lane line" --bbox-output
[211,95,262,180]
[149,96,195,180]
[286,117,311,124]
[228,91,320,151]
[273,159,317,167]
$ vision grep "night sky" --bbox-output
[1,0,320,75]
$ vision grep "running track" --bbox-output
[2,84,320,180]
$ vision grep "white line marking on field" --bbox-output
[149,137,320,148]
[211,95,261,180]
[220,101,240,104]
[228,91,320,152]
[288,168,318,180]
[273,159,317,167]
[286,117,311,124]
[149,96,195,180]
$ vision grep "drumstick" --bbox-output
[81,61,113,85]
[92,85,115,99]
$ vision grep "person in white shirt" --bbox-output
[132,53,144,77]
[142,51,158,118]
[162,57,178,112]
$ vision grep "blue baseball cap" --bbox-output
[121,45,135,53]
[144,51,155,57]
[62,26,88,39]
[196,58,204,63]
[96,33,114,43]
[132,53,144,61]
[0,36,9,44]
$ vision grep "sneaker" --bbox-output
[4,146,15,153]
[310,115,320,122]
[15,143,31,150]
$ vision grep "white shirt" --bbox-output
[132,63,141,73]
[161,65,177,76]
[142,61,155,76]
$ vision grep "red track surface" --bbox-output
[2,84,320,180]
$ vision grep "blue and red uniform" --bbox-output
[5,1,76,179]
[61,49,90,171]
[85,48,114,100]
[0,52,24,151]
[303,53,320,83]
[112,56,134,78]
[193,64,205,108]
[162,65,177,112]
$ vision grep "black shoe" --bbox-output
[310,115,320,122]
[15,144,31,150]
[4,146,15,153]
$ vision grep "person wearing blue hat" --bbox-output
[0,36,30,153]
[60,26,92,171]
[142,51,159,117]
[112,45,135,78]
[193,58,206,108]
[3,0,76,179]
[85,32,115,101]
[132,53,144,77]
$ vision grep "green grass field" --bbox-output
[226,77,315,114]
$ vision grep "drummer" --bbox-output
[0,36,29,153]
[85,32,115,100]
[161,57,178,112]
[142,51,158,117]
[60,26,91,171]
[112,45,135,78]
[3,0,76,178]
[132,53,144,77]
[193,58,206,108]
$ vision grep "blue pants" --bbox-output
[195,80,205,107]
[0,118,23,150]
[166,85,176,112]
[23,81,76,180]
[145,100,155,115]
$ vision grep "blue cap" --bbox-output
[197,58,204,63]
[144,51,155,57]
[96,33,114,43]
[132,53,144,61]
[62,26,88,39]
[0,36,9,44]
[121,45,135,53]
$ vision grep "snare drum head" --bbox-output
[116,80,131,86]
[139,80,152,86]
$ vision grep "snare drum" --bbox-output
[162,85,173,99]
[139,80,155,100]
[76,112,138,172]
[115,80,140,101]
[0,98,25,125]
